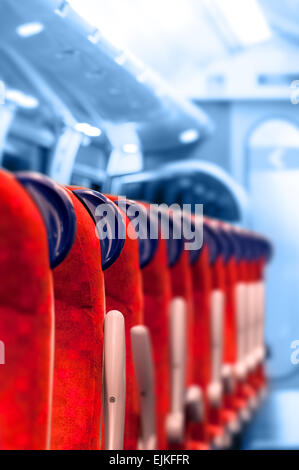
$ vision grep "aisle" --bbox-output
[242,380,299,450]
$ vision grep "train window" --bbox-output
[2,138,47,173]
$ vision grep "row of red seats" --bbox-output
[0,169,271,450]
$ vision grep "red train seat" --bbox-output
[50,188,106,449]
[0,170,76,450]
[137,202,171,450]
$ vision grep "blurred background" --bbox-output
[1,0,299,449]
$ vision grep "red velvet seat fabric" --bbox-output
[234,259,257,406]
[51,188,105,450]
[170,249,194,392]
[140,221,171,450]
[222,256,246,414]
[206,256,227,441]
[254,257,267,390]
[223,257,238,369]
[0,170,54,450]
[247,256,266,394]
[209,239,240,441]
[168,242,194,450]
[105,195,143,450]
[187,244,212,448]
[219,255,241,432]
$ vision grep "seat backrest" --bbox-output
[253,237,271,391]
[201,219,228,446]
[184,220,213,449]
[104,194,144,450]
[203,219,225,388]
[139,202,172,450]
[51,188,105,450]
[0,170,54,449]
[191,226,215,390]
[169,238,194,390]
[160,210,194,449]
[221,228,239,370]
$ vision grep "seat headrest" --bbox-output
[140,206,185,268]
[203,221,222,265]
[218,226,239,263]
[235,231,258,263]
[224,229,243,263]
[114,198,158,269]
[73,189,126,270]
[15,172,76,269]
[258,236,273,263]
[179,214,203,265]
[160,209,184,268]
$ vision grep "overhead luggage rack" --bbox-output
[0,0,212,182]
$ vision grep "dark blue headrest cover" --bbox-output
[73,189,126,271]
[179,214,203,265]
[115,199,158,269]
[163,212,184,268]
[218,228,237,263]
[259,238,273,262]
[16,172,77,269]
[203,223,221,265]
